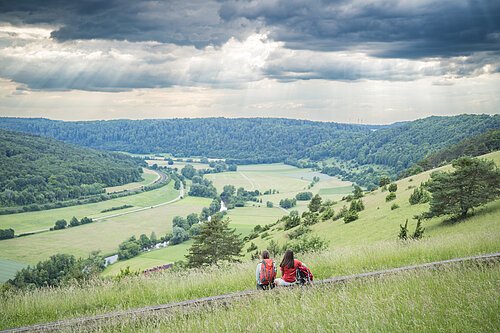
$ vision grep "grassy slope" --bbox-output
[245,151,500,255]
[0,196,211,264]
[0,180,179,234]
[105,168,158,193]
[74,263,500,333]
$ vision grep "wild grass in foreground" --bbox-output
[71,262,500,333]
[1,228,498,330]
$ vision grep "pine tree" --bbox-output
[426,157,500,219]
[398,219,409,240]
[186,215,243,267]
[412,218,425,239]
[308,194,322,212]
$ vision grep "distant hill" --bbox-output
[414,129,500,171]
[0,115,498,188]
[0,129,145,207]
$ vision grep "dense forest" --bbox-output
[0,115,498,188]
[413,129,500,172]
[0,117,377,161]
[0,129,145,207]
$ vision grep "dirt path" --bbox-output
[3,252,498,333]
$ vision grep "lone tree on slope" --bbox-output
[425,157,500,219]
[186,215,243,267]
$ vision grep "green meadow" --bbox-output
[0,196,211,264]
[1,227,499,330]
[206,163,353,206]
[105,168,159,193]
[82,263,499,333]
[0,180,179,234]
[102,241,194,276]
[0,259,27,283]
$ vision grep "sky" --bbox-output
[0,0,499,124]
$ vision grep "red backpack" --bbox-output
[258,259,276,286]
[296,265,313,285]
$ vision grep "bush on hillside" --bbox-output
[343,210,359,223]
[385,193,396,202]
[409,186,431,205]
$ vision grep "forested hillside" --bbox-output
[413,129,500,171]
[0,130,145,207]
[0,115,498,186]
[0,117,375,162]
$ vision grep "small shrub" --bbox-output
[388,183,398,192]
[385,192,396,202]
[343,210,359,223]
[399,220,409,240]
[412,218,425,239]
[391,203,400,210]
[260,232,270,239]
[349,199,364,212]
[246,242,258,253]
[409,186,431,205]
[283,211,301,230]
[287,225,311,239]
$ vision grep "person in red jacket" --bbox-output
[274,249,308,286]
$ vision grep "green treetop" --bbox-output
[186,215,243,267]
[426,157,500,219]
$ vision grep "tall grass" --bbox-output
[1,227,498,330]
[69,263,500,332]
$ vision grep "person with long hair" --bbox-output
[274,249,308,286]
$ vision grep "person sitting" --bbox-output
[256,250,277,290]
[274,249,310,286]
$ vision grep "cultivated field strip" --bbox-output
[2,252,499,333]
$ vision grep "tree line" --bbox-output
[1,115,497,190]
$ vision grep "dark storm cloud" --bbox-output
[0,0,259,48]
[1,0,499,58]
[219,0,500,58]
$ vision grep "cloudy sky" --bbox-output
[0,0,499,124]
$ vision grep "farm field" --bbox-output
[146,159,210,170]
[0,258,27,283]
[105,168,159,193]
[0,196,211,265]
[102,206,286,276]
[0,181,179,234]
[225,206,285,236]
[206,163,353,206]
